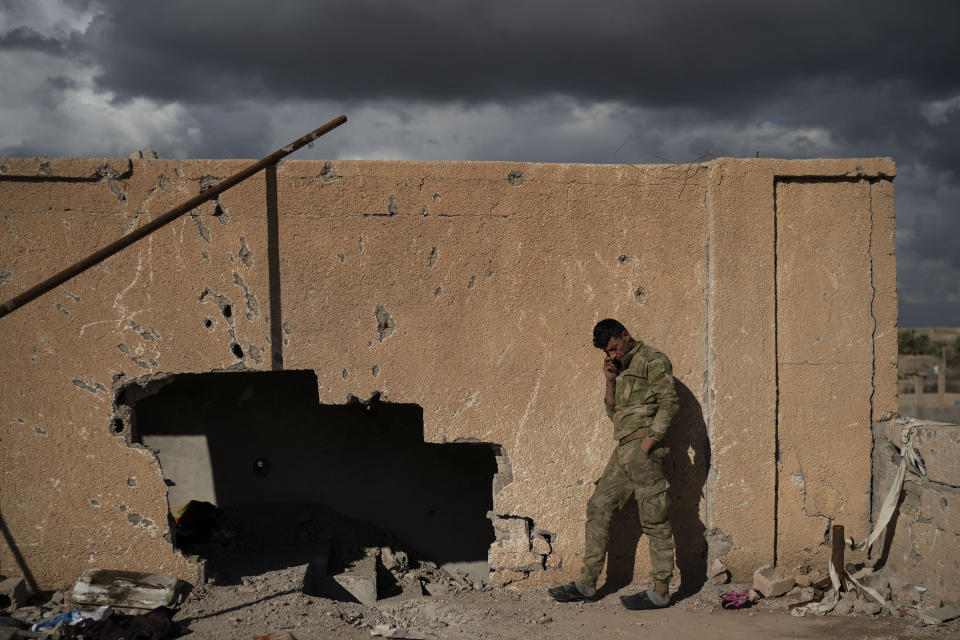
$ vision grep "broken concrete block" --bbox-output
[707,558,726,579]
[309,554,378,607]
[488,549,543,572]
[0,577,27,612]
[753,565,794,598]
[920,605,960,625]
[8,606,42,625]
[833,599,854,616]
[531,535,551,556]
[334,556,378,607]
[853,599,882,615]
[380,547,409,573]
[488,570,525,588]
[488,514,543,571]
[708,570,730,585]
[72,569,179,609]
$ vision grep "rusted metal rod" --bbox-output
[0,114,347,320]
[831,524,847,591]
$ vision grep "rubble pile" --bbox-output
[486,514,560,587]
[700,562,959,626]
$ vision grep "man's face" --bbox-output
[603,331,632,364]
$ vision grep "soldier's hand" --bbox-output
[641,436,657,455]
[603,356,619,381]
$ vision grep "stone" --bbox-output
[380,547,409,573]
[531,535,551,556]
[708,570,730,585]
[489,570,525,588]
[9,606,41,624]
[488,549,542,572]
[707,558,727,578]
[853,599,882,615]
[833,599,854,615]
[862,572,889,591]
[545,554,562,569]
[753,565,794,598]
[423,580,449,597]
[919,605,960,625]
[795,574,812,587]
[329,555,378,607]
[0,578,27,612]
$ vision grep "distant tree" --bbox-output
[899,330,960,366]
[949,336,960,366]
[898,329,934,355]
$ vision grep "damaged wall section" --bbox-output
[873,416,960,601]
[119,370,500,574]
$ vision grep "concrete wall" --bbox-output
[0,155,896,589]
[874,417,960,601]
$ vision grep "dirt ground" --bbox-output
[173,563,960,640]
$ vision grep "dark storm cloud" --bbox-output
[0,26,68,54]
[85,0,959,108]
[2,0,959,324]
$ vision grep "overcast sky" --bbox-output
[2,0,958,326]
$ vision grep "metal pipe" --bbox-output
[0,115,347,319]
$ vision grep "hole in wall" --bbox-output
[120,370,500,585]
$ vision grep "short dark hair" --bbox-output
[593,318,627,349]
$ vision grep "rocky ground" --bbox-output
[7,565,958,640]
[4,505,957,639]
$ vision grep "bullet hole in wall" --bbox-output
[231,343,244,359]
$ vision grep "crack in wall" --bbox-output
[773,177,781,566]
[867,178,880,523]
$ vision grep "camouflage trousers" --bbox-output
[579,438,675,587]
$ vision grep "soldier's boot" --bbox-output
[547,581,598,602]
[644,580,670,607]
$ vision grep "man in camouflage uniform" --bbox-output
[548,318,678,607]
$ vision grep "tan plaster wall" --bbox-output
[0,156,896,589]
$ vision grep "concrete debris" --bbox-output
[707,558,730,584]
[331,555,378,608]
[853,598,883,615]
[380,547,410,573]
[707,558,726,579]
[920,605,960,625]
[709,570,731,585]
[486,513,558,584]
[0,578,27,612]
[8,606,42,625]
[753,565,794,598]
[371,624,438,639]
[833,598,855,616]
[73,569,180,610]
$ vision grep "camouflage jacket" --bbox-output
[605,340,679,442]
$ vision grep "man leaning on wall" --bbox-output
[548,318,678,608]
